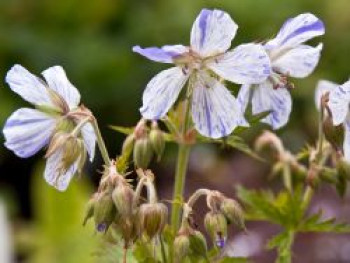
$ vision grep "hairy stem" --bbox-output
[91,117,111,166]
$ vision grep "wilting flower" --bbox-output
[324,79,350,160]
[133,9,271,138]
[3,65,96,191]
[238,13,325,129]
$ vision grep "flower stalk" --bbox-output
[91,117,111,166]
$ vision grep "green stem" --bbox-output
[283,164,292,192]
[170,143,191,230]
[91,118,111,166]
[160,235,167,263]
[302,186,313,211]
[169,98,192,263]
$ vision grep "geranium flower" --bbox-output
[3,65,96,191]
[238,13,325,129]
[133,9,271,138]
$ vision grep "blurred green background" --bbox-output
[1,0,350,262]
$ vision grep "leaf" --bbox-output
[298,212,350,233]
[110,125,134,135]
[267,231,294,263]
[236,186,304,228]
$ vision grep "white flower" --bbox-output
[3,65,96,191]
[238,13,325,129]
[133,9,271,138]
[326,79,350,161]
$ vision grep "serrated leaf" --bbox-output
[298,212,350,233]
[267,231,294,263]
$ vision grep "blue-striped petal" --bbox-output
[328,80,350,125]
[343,118,350,162]
[265,13,325,50]
[6,65,52,106]
[315,80,338,110]
[44,148,79,191]
[81,123,96,162]
[191,73,239,138]
[208,43,271,84]
[3,108,56,158]
[42,66,81,109]
[190,9,238,57]
[251,81,292,129]
[140,67,189,120]
[133,45,188,63]
[272,44,323,78]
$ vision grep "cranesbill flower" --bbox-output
[3,65,96,191]
[238,13,325,129]
[133,9,271,139]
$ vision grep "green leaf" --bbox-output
[110,125,134,135]
[298,212,350,233]
[267,231,294,263]
[236,186,304,228]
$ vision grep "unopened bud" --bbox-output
[133,136,153,169]
[83,194,97,226]
[112,182,134,217]
[255,130,284,155]
[323,115,344,153]
[139,203,168,239]
[93,192,117,233]
[220,198,245,230]
[204,212,227,247]
[122,134,135,155]
[149,122,165,161]
[188,230,207,257]
[115,217,138,246]
[174,234,190,261]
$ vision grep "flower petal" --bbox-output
[5,65,52,106]
[44,148,79,191]
[140,67,189,120]
[42,66,81,109]
[315,80,338,110]
[190,9,238,57]
[208,43,271,84]
[191,73,240,138]
[343,118,350,162]
[81,123,96,161]
[250,81,292,129]
[272,44,323,78]
[328,80,350,125]
[236,84,251,127]
[132,45,189,63]
[3,108,56,158]
[265,13,325,50]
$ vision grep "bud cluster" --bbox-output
[173,189,245,261]
[122,119,166,169]
[83,163,168,247]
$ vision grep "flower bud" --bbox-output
[323,115,344,153]
[188,230,207,257]
[133,136,154,169]
[220,198,245,230]
[122,134,135,155]
[204,212,227,247]
[139,203,168,239]
[115,217,139,246]
[255,130,284,155]
[149,122,165,161]
[174,234,190,261]
[83,194,97,226]
[112,182,134,217]
[93,192,117,233]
